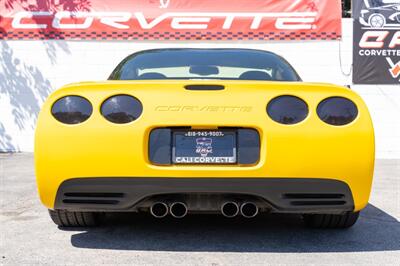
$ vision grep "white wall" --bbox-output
[0,19,399,158]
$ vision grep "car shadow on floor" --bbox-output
[67,203,400,252]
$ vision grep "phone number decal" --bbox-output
[184,131,225,137]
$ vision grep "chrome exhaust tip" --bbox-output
[221,201,239,218]
[150,202,169,218]
[240,202,258,218]
[169,202,188,218]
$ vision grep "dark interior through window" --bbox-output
[109,49,301,82]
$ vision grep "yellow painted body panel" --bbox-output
[35,80,375,211]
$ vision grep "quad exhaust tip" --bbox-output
[151,200,257,218]
[170,202,188,218]
[221,201,240,218]
[240,202,259,218]
[150,202,169,218]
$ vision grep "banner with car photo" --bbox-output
[353,0,400,84]
[0,0,341,41]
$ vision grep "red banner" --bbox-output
[0,0,342,41]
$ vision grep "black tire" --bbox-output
[48,209,100,227]
[303,211,359,229]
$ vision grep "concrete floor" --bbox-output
[0,153,399,265]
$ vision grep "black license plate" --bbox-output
[172,130,237,164]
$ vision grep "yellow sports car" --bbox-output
[35,49,374,228]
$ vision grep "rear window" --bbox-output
[109,49,301,81]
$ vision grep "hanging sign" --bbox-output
[0,0,342,41]
[352,0,400,84]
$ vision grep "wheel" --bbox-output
[48,209,100,227]
[303,211,360,229]
[368,13,386,28]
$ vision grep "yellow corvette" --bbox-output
[35,49,374,228]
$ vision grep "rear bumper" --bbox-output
[54,177,354,214]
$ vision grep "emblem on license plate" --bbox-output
[173,130,236,164]
[195,137,213,157]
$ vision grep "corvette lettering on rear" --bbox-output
[155,106,252,112]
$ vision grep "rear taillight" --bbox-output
[267,95,308,124]
[51,95,92,124]
[101,95,143,124]
[317,97,358,126]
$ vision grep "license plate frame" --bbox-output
[172,129,237,164]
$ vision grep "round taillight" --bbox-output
[101,95,143,124]
[51,96,92,124]
[267,95,308,124]
[317,97,358,126]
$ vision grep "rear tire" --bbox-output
[303,211,359,229]
[48,209,100,227]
